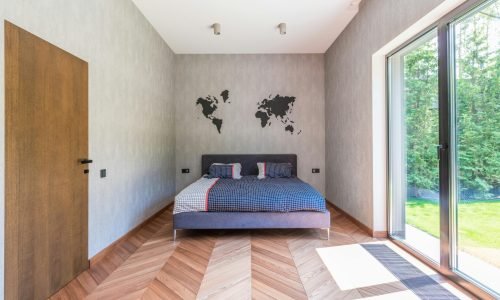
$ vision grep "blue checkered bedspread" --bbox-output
[207,176,327,212]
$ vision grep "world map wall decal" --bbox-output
[195,91,301,135]
[255,94,301,135]
[196,90,230,133]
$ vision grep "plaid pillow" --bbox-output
[257,162,293,178]
[208,164,234,178]
[212,163,242,179]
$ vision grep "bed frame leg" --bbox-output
[173,229,177,241]
[324,228,330,240]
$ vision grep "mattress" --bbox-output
[174,175,326,214]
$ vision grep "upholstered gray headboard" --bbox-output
[201,154,297,176]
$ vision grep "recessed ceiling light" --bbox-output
[279,23,286,35]
[212,23,221,35]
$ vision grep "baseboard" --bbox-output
[372,231,388,238]
[327,201,387,238]
[89,201,173,267]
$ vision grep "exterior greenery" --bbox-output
[405,2,499,199]
[406,198,500,267]
[406,198,500,249]
[405,35,439,193]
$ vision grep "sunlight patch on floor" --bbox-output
[316,242,397,290]
[316,241,472,299]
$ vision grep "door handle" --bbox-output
[80,159,93,165]
[436,144,448,159]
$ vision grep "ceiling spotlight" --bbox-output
[279,23,287,35]
[213,23,221,35]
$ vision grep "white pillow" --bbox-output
[257,162,266,179]
[212,163,242,179]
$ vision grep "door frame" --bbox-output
[386,0,499,298]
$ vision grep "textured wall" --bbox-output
[175,54,325,194]
[0,0,176,296]
[325,0,445,229]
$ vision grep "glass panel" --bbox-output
[389,29,440,262]
[451,0,500,294]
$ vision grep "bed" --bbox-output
[173,154,331,240]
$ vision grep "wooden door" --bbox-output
[5,21,88,300]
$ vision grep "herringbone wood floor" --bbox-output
[50,206,471,299]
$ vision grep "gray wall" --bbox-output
[175,54,325,194]
[0,0,177,296]
[325,0,445,229]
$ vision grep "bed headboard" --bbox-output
[201,154,297,176]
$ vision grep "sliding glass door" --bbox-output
[388,0,499,296]
[450,0,500,293]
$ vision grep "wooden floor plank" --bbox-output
[141,236,216,299]
[251,236,308,300]
[197,235,251,300]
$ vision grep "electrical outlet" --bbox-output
[312,168,320,174]
[100,169,107,178]
[182,168,190,174]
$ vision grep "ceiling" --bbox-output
[132,0,362,54]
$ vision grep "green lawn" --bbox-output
[406,198,500,249]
